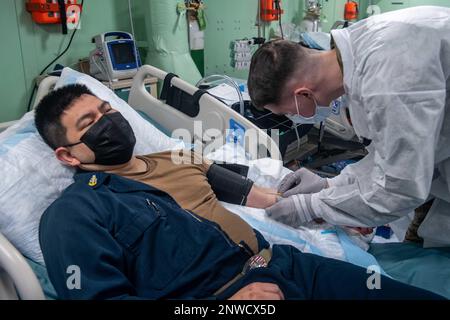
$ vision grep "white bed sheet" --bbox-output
[206,143,385,272]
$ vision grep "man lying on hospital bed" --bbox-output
[36,84,281,255]
[32,84,443,300]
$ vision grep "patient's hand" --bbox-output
[246,186,279,209]
[228,282,285,300]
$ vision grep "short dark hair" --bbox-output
[35,84,95,149]
[248,40,306,110]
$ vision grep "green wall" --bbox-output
[2,0,450,123]
[359,0,450,18]
[0,0,132,123]
[203,0,303,79]
[0,0,27,123]
[202,0,352,79]
[203,0,450,80]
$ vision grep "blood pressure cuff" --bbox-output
[215,162,250,177]
[207,163,254,206]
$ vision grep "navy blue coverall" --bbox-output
[39,172,443,300]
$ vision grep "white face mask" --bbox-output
[287,94,332,125]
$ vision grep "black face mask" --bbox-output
[80,112,136,166]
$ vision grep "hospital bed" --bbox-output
[1,65,448,300]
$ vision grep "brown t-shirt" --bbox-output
[107,149,259,254]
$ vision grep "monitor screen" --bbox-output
[111,42,136,65]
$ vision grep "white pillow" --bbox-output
[0,68,184,264]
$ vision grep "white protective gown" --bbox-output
[309,6,450,247]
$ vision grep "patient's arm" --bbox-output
[40,199,143,300]
[246,185,278,209]
[207,163,278,208]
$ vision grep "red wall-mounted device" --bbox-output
[26,0,82,34]
[260,0,284,22]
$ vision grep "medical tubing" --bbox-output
[196,74,245,116]
[127,0,140,70]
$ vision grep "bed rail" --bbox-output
[0,232,45,300]
[129,65,282,161]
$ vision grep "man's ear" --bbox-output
[55,147,81,167]
[294,87,312,99]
